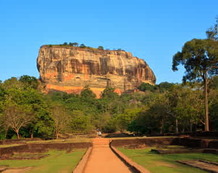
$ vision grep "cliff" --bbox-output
[37,45,156,96]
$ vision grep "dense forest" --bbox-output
[0,75,218,139]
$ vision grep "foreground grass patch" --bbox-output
[0,149,86,173]
[118,147,218,173]
[27,137,91,144]
[0,144,23,148]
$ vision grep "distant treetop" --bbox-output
[44,42,124,51]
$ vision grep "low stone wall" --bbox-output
[190,131,218,137]
[110,137,218,149]
[0,142,92,157]
[172,138,218,149]
[110,145,150,173]
[171,138,205,148]
[27,142,92,151]
[0,145,30,157]
[73,147,93,173]
[0,138,42,145]
[110,138,175,147]
[208,141,218,149]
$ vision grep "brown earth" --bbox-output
[83,138,132,173]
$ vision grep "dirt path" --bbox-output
[83,138,132,173]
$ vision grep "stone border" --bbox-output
[177,160,218,173]
[110,137,218,149]
[0,142,92,156]
[110,145,150,173]
[73,147,93,173]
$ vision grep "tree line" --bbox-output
[57,42,105,50]
[48,42,124,51]
[0,75,217,139]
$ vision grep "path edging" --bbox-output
[177,160,218,173]
[73,147,93,173]
[110,145,150,173]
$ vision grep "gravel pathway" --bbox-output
[83,138,132,173]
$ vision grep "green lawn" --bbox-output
[0,149,86,173]
[118,147,218,173]
[26,137,91,144]
[0,144,23,148]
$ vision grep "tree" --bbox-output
[80,86,96,99]
[72,42,79,47]
[3,103,34,139]
[138,83,156,92]
[79,44,86,48]
[97,46,104,50]
[23,90,54,139]
[0,78,54,139]
[206,17,218,40]
[2,77,23,89]
[91,112,111,131]
[172,38,218,131]
[208,76,218,130]
[115,108,142,132]
[0,114,7,139]
[19,75,39,89]
[69,42,79,47]
[0,85,6,112]
[209,90,218,130]
[0,86,7,139]
[100,87,123,115]
[71,110,93,133]
[101,87,119,100]
[209,76,218,90]
[50,103,70,139]
[157,82,175,92]
[169,86,204,132]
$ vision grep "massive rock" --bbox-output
[37,45,156,96]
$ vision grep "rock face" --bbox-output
[37,45,156,96]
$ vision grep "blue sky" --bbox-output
[0,0,217,84]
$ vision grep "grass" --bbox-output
[118,147,218,173]
[0,137,91,149]
[0,149,86,173]
[0,144,23,148]
[26,137,91,144]
[0,136,91,148]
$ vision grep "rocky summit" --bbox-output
[37,45,156,96]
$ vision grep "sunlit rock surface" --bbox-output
[37,45,156,96]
